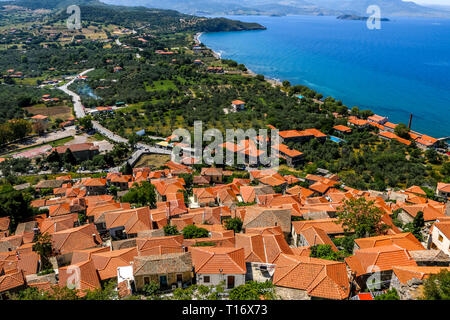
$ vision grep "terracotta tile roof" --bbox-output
[136,235,184,256]
[354,233,424,251]
[51,224,102,255]
[399,203,445,221]
[0,270,25,293]
[0,217,10,232]
[286,185,315,199]
[368,122,385,130]
[299,226,338,251]
[437,182,450,194]
[258,174,286,187]
[58,259,101,292]
[91,247,137,280]
[393,266,450,284]
[231,100,245,105]
[290,246,311,257]
[82,178,107,187]
[133,252,192,276]
[278,130,303,139]
[378,131,411,146]
[239,206,291,234]
[30,199,47,208]
[71,247,110,264]
[345,245,417,277]
[301,128,327,138]
[348,119,368,127]
[384,122,397,129]
[273,254,350,300]
[235,233,292,263]
[239,186,256,203]
[271,144,303,158]
[190,247,246,274]
[333,125,352,133]
[0,235,23,252]
[405,186,426,196]
[292,218,344,235]
[54,143,99,154]
[104,207,152,235]
[49,203,71,217]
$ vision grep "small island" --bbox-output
[337,14,390,21]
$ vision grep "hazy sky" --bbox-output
[404,0,450,5]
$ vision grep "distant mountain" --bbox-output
[101,0,450,18]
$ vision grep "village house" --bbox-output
[368,114,388,125]
[333,125,352,135]
[81,178,108,196]
[200,167,223,184]
[190,247,246,289]
[133,252,193,291]
[436,182,450,199]
[345,245,418,290]
[231,100,246,112]
[271,144,304,167]
[272,254,350,300]
[428,220,450,256]
[52,143,100,162]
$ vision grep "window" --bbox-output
[144,277,150,285]
[177,274,183,282]
[203,276,210,283]
[438,234,444,242]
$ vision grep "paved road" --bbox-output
[58,68,94,118]
[58,69,189,167]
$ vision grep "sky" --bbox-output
[404,0,450,5]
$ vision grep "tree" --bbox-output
[394,123,410,139]
[422,269,450,300]
[32,233,54,271]
[121,162,133,175]
[121,181,156,208]
[336,198,390,238]
[32,121,46,135]
[142,281,160,296]
[62,148,77,165]
[229,281,276,300]
[163,224,179,236]
[182,225,209,239]
[224,217,243,233]
[375,289,400,300]
[282,80,291,88]
[0,187,36,231]
[309,244,346,262]
[79,116,93,131]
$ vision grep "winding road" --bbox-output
[58,69,179,166]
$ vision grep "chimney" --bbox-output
[408,113,413,129]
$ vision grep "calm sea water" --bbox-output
[200,15,450,138]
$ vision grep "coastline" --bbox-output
[199,34,449,142]
[198,32,282,87]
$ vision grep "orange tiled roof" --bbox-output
[0,270,25,293]
[437,182,450,194]
[354,233,424,251]
[333,125,352,133]
[190,247,246,274]
[345,245,417,277]
[58,259,101,293]
[51,224,102,255]
[393,266,450,284]
[273,254,350,300]
[235,233,292,263]
[91,247,137,280]
[292,218,344,235]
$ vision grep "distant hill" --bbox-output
[2,0,266,32]
[101,0,450,18]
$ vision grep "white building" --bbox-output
[190,247,246,290]
[429,220,450,256]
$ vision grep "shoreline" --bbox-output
[199,33,282,87]
[199,33,449,142]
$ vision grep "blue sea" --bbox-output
[200,15,450,138]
